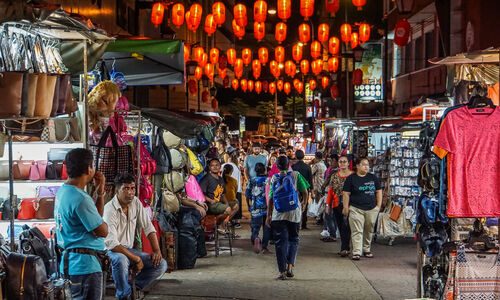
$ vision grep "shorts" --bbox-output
[228,200,239,209]
[208,202,229,215]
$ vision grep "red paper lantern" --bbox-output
[325,0,340,16]
[309,79,317,90]
[285,60,296,77]
[350,32,359,49]
[292,44,303,63]
[277,0,291,22]
[352,69,363,85]
[330,84,339,97]
[188,79,197,94]
[242,48,252,66]
[328,37,340,55]
[232,78,239,90]
[321,76,330,89]
[300,59,310,74]
[277,80,284,91]
[234,58,244,75]
[269,82,276,94]
[293,78,301,89]
[248,80,254,92]
[255,81,262,94]
[234,4,247,27]
[318,23,330,43]
[311,59,323,75]
[327,57,339,72]
[226,48,236,65]
[262,81,269,92]
[187,3,203,31]
[270,60,281,78]
[252,59,261,79]
[254,0,267,23]
[209,48,219,64]
[359,22,371,43]
[241,79,248,92]
[183,44,190,62]
[254,22,266,41]
[284,82,291,95]
[258,47,269,65]
[198,53,208,68]
[295,81,304,94]
[298,23,311,43]
[275,46,285,63]
[212,2,226,26]
[310,41,322,59]
[394,19,411,47]
[171,3,184,28]
[275,22,287,44]
[204,63,214,81]
[204,14,216,36]
[219,68,227,79]
[193,46,204,62]
[194,66,203,80]
[340,23,352,43]
[352,0,366,11]
[151,2,165,27]
[300,0,315,20]
[232,20,245,40]
[211,98,218,109]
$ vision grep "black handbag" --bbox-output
[90,126,133,184]
[151,131,172,174]
[46,160,64,180]
[6,252,54,300]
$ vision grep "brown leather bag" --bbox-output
[389,204,402,222]
[50,75,60,117]
[0,71,24,117]
[34,74,57,118]
[25,73,39,117]
[57,74,71,115]
[13,160,33,180]
[34,197,55,219]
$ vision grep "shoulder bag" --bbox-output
[13,160,33,180]
[169,148,186,170]
[151,132,172,174]
[162,189,180,213]
[162,130,182,148]
[17,198,37,219]
[24,73,39,117]
[0,71,23,117]
[163,171,186,193]
[6,252,53,300]
[34,197,55,219]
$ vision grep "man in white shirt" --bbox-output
[103,173,167,300]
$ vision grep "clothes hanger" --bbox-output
[467,95,496,109]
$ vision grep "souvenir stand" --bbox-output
[0,11,113,252]
[322,119,355,157]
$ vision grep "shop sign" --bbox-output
[305,83,314,103]
[295,123,304,133]
[354,43,383,103]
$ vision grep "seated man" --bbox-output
[103,173,167,300]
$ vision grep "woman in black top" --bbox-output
[342,158,382,260]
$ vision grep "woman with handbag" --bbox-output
[324,155,353,256]
[342,158,383,261]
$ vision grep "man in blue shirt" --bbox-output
[55,148,108,300]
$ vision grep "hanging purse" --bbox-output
[40,119,56,143]
[50,74,60,117]
[13,160,33,180]
[24,73,39,117]
[151,132,172,174]
[29,161,41,181]
[34,197,55,219]
[56,74,71,114]
[0,71,24,117]
[389,203,402,222]
[184,147,203,175]
[17,198,37,219]
[162,189,180,213]
[139,176,154,206]
[163,171,186,193]
[34,74,56,118]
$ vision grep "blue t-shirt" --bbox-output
[244,154,267,180]
[54,184,105,275]
[246,176,268,218]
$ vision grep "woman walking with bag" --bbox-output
[342,158,382,260]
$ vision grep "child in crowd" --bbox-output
[246,163,272,254]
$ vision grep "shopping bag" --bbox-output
[307,196,325,218]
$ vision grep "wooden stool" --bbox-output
[202,214,233,257]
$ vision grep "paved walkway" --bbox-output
[141,221,417,300]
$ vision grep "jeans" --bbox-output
[69,272,103,300]
[271,220,300,273]
[349,206,379,256]
[235,192,243,220]
[323,209,337,238]
[333,205,351,251]
[251,215,272,248]
[108,248,168,299]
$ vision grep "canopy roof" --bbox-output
[429,48,500,65]
[141,108,205,138]
[102,39,184,86]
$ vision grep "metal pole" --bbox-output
[292,94,296,133]
[83,42,88,148]
[274,90,278,135]
[383,19,389,116]
[7,131,15,251]
[346,58,350,118]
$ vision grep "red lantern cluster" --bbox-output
[233,4,247,27]
[359,23,371,43]
[232,20,245,40]
[226,48,236,65]
[242,48,252,66]
[300,0,315,20]
[151,3,165,27]
[171,3,184,28]
[275,46,285,63]
[310,41,322,59]
[329,37,340,55]
[187,3,203,32]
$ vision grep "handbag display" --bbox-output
[45,160,64,180]
[34,197,55,219]
[151,132,172,174]
[6,252,53,300]
[0,71,23,117]
[162,130,182,148]
[4,119,44,138]
[169,148,186,170]
[389,204,403,222]
[162,189,180,213]
[13,160,33,180]
[34,73,56,118]
[50,74,60,117]
[24,73,39,117]
[185,147,203,175]
[17,198,37,219]
[163,171,186,193]
[90,126,133,185]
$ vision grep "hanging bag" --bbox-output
[184,147,203,175]
[185,175,206,203]
[91,126,133,184]
[33,197,55,219]
[24,73,39,117]
[169,148,186,170]
[151,132,172,174]
[17,198,37,219]
[163,171,186,193]
[162,131,182,149]
[0,71,24,117]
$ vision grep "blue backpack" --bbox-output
[272,172,299,213]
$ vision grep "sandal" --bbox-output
[363,252,374,258]
[338,250,349,257]
[351,254,360,261]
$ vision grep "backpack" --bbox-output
[250,177,268,210]
[272,172,299,213]
[20,226,54,275]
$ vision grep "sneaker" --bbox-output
[320,229,330,238]
[253,237,262,253]
[276,272,287,280]
[286,269,294,278]
[233,222,242,229]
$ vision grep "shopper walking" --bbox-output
[325,155,353,255]
[246,163,272,254]
[244,143,267,210]
[54,148,108,300]
[266,156,309,280]
[222,150,243,227]
[342,158,382,260]
[291,150,313,230]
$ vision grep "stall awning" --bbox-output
[141,108,204,138]
[429,48,500,65]
[102,39,184,86]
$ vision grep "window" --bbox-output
[415,37,423,70]
[425,31,434,67]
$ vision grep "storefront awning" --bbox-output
[141,108,204,138]
[429,48,500,65]
[102,39,184,86]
